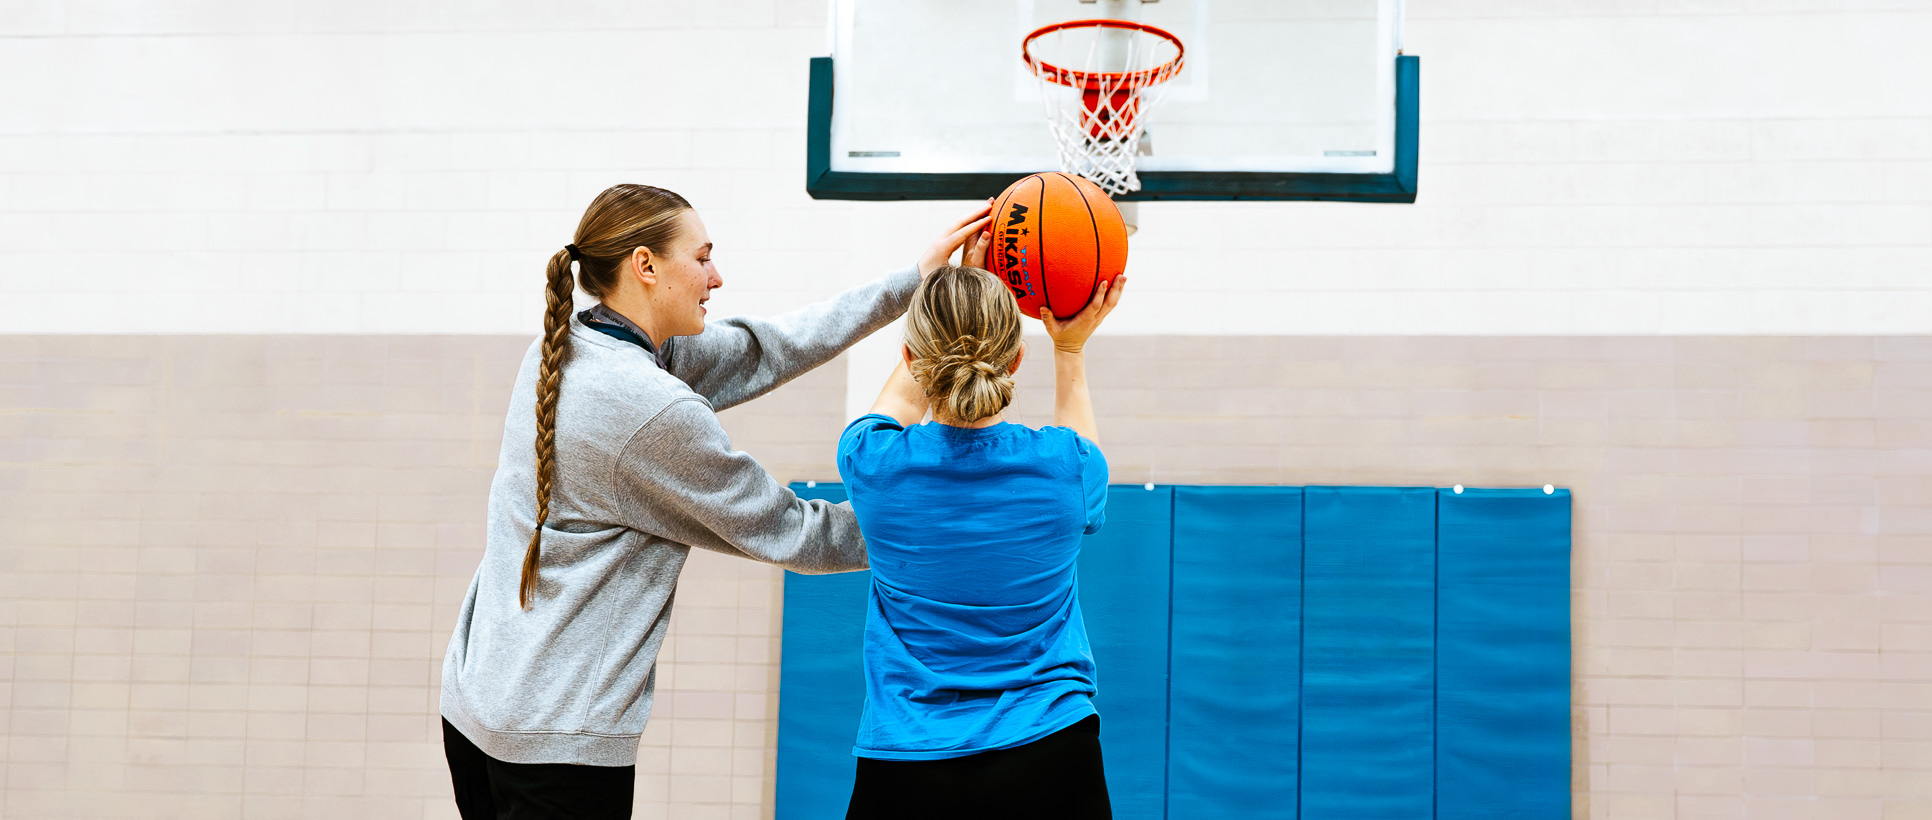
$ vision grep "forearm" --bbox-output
[678,493,871,575]
[1053,347,1098,443]
[617,400,869,573]
[869,359,930,427]
[665,265,921,410]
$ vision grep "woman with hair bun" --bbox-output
[438,183,990,819]
[837,265,1127,819]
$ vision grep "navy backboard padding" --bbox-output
[1437,489,1572,820]
[1301,487,1437,820]
[1076,485,1175,820]
[775,483,869,820]
[1168,486,1303,819]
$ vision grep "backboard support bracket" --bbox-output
[804,54,1419,203]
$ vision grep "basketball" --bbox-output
[986,172,1129,320]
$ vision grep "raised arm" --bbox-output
[1039,276,1126,444]
[613,398,868,574]
[661,206,992,411]
[661,267,918,411]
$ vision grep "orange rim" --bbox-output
[1022,19,1186,92]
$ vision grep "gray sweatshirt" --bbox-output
[440,266,920,766]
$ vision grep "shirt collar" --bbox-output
[578,303,663,361]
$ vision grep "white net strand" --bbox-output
[1027,23,1183,196]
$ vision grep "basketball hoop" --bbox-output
[1023,19,1185,197]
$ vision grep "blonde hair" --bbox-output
[524,184,691,609]
[905,266,1023,424]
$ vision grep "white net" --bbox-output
[1025,21,1185,196]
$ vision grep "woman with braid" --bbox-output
[439,184,991,819]
[838,266,1126,819]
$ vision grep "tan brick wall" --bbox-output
[4,334,1931,819]
[0,335,846,820]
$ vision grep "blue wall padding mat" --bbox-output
[775,483,867,820]
[1075,485,1174,820]
[1300,487,1437,820]
[1437,488,1572,820]
[1168,486,1303,819]
[776,483,1570,819]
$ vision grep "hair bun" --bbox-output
[902,266,1024,424]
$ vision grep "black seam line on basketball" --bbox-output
[1036,177,1050,317]
[1067,177,1102,311]
[990,189,1008,279]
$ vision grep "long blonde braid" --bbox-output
[519,184,691,609]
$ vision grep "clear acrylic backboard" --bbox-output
[807,0,1417,202]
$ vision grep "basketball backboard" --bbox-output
[807,0,1417,202]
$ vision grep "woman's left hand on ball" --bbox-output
[919,202,994,276]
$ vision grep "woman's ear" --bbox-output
[1009,342,1025,375]
[902,344,915,367]
[629,247,657,286]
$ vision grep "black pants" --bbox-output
[443,718,635,820]
[846,715,1112,820]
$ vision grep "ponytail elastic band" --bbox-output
[564,243,582,261]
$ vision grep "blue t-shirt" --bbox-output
[837,414,1109,760]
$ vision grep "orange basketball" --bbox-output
[986,172,1128,320]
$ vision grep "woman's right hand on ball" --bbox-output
[1040,276,1126,354]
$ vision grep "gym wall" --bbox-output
[2,2,1930,819]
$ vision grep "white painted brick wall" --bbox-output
[0,1,1928,337]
